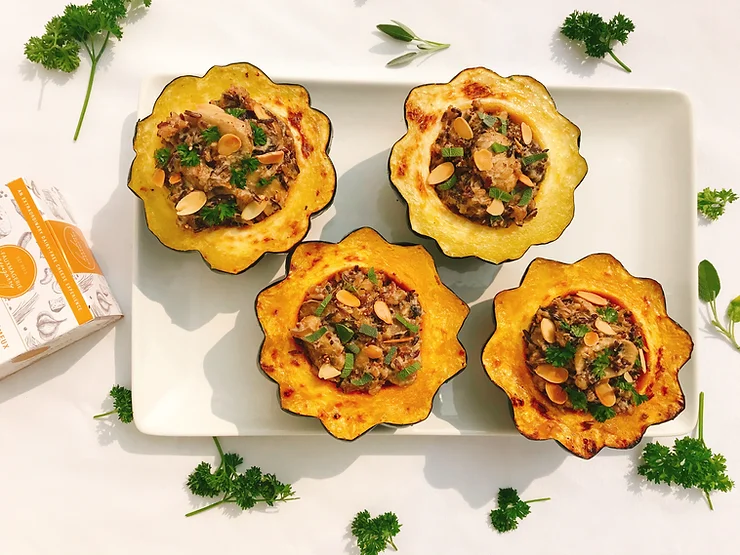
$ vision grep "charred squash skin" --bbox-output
[388,67,588,264]
[256,227,470,440]
[482,254,693,459]
[128,62,336,274]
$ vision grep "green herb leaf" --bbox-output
[561,11,635,73]
[346,343,361,355]
[500,118,508,135]
[341,353,355,378]
[199,199,238,226]
[518,187,533,206]
[225,107,247,118]
[303,327,328,343]
[615,376,648,405]
[588,403,616,422]
[251,122,267,146]
[698,260,721,303]
[155,148,171,168]
[335,324,355,343]
[359,324,378,338]
[596,307,618,324]
[176,143,200,167]
[201,126,221,143]
[384,346,398,366]
[441,146,464,157]
[351,509,402,555]
[477,112,498,128]
[394,313,419,333]
[92,384,133,423]
[728,296,740,324]
[544,342,576,367]
[230,157,260,188]
[376,23,414,42]
[397,361,421,380]
[368,267,378,285]
[257,176,275,188]
[314,292,333,316]
[560,321,590,338]
[489,487,549,533]
[489,188,513,202]
[590,350,612,379]
[437,174,458,191]
[351,373,374,387]
[634,336,644,349]
[564,386,588,411]
[491,142,509,154]
[386,51,419,67]
[521,152,548,166]
[697,187,738,221]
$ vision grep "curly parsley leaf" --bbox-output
[560,320,590,338]
[224,107,246,118]
[199,200,237,227]
[93,384,133,423]
[154,147,171,168]
[590,349,612,378]
[201,126,221,143]
[565,386,588,411]
[614,376,648,405]
[638,392,734,510]
[351,510,401,555]
[697,188,738,221]
[596,307,618,324]
[257,176,276,188]
[561,11,635,73]
[489,487,549,533]
[588,403,616,422]
[544,342,576,367]
[250,122,267,146]
[176,143,200,167]
[229,157,260,188]
[186,437,296,517]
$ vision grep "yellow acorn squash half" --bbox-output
[256,227,470,440]
[482,254,693,459]
[389,67,587,264]
[128,62,336,274]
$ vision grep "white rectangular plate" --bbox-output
[132,76,696,437]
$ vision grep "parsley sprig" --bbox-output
[24,0,152,140]
[489,488,549,533]
[186,437,297,517]
[544,342,576,367]
[351,510,401,555]
[200,200,238,226]
[697,188,738,221]
[699,260,740,351]
[638,392,734,510]
[93,385,133,423]
[376,20,450,67]
[560,11,635,73]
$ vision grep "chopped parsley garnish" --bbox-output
[490,142,509,154]
[615,376,648,405]
[176,143,200,167]
[230,157,260,188]
[544,342,576,367]
[303,327,328,343]
[441,147,464,157]
[564,386,588,411]
[633,354,642,370]
[596,307,618,323]
[560,321,590,338]
[437,174,458,191]
[341,353,354,378]
[314,292,333,316]
[335,324,355,343]
[257,176,276,187]
[394,313,419,333]
[489,187,513,202]
[588,403,616,422]
[368,267,378,285]
[201,126,221,143]
[518,187,533,206]
[199,200,237,226]
[477,111,497,128]
[155,148,171,168]
[384,346,398,366]
[634,336,644,349]
[590,350,612,378]
[351,373,373,387]
[489,487,550,533]
[225,107,246,118]
[397,361,421,380]
[500,118,508,135]
[521,152,548,166]
[359,324,378,338]
[346,342,361,355]
[251,122,267,146]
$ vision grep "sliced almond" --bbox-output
[175,190,207,216]
[540,318,556,343]
[473,149,493,172]
[168,172,182,185]
[363,345,384,359]
[583,331,599,347]
[534,364,568,384]
[152,168,165,188]
[595,319,616,336]
[623,372,634,383]
[486,199,504,216]
[373,300,393,325]
[253,104,269,120]
[256,150,285,165]
[318,364,341,380]
[545,382,567,405]
[384,336,414,344]
[240,200,268,221]
[217,133,242,156]
[517,172,535,188]
[594,381,616,407]
[336,289,361,308]
[453,117,474,139]
[428,162,455,185]
[576,291,609,306]
[639,349,647,374]
[521,122,533,145]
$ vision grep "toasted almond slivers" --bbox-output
[175,190,207,216]
[453,117,474,139]
[373,300,393,325]
[486,199,504,216]
[152,168,165,188]
[318,364,341,380]
[168,172,182,185]
[384,337,414,344]
[336,289,361,308]
[473,149,493,172]
[363,345,384,359]
[623,372,634,383]
[583,331,599,347]
[639,349,647,374]
[595,381,616,407]
[517,173,535,188]
[576,291,609,306]
[255,150,285,165]
[545,382,567,405]
[521,122,533,145]
[217,133,242,155]
[595,319,616,336]
[241,200,268,221]
[534,364,568,384]
[253,104,269,120]
[428,162,455,185]
[540,318,556,343]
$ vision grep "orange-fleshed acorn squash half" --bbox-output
[128,62,335,274]
[482,254,693,459]
[256,227,470,440]
[389,67,587,264]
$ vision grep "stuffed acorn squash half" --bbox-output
[482,254,693,459]
[128,62,336,274]
[256,227,469,440]
[389,67,587,264]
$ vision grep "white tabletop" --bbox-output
[1,1,739,553]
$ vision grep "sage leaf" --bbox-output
[377,24,414,42]
[727,296,740,323]
[698,260,721,303]
[386,51,418,66]
[390,20,417,38]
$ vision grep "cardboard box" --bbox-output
[0,178,122,380]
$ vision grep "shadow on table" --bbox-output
[549,28,611,78]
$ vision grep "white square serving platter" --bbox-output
[132,75,697,438]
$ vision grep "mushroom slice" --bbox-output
[196,103,253,153]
